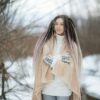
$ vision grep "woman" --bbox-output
[32,15,83,100]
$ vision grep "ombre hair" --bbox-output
[33,14,83,75]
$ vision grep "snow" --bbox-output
[1,54,100,99]
[81,54,100,99]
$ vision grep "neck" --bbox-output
[55,33,64,39]
[54,33,64,44]
[56,33,64,36]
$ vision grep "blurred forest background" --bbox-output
[0,0,100,100]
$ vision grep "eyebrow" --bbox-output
[55,21,64,24]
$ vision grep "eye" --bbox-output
[54,22,64,26]
[58,22,64,25]
[54,22,58,25]
[60,23,64,25]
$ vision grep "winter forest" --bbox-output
[0,0,100,100]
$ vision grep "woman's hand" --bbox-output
[61,53,72,64]
[43,55,53,66]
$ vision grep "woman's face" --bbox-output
[54,18,64,35]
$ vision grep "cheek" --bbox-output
[54,25,57,29]
[60,26,64,31]
[61,26,64,30]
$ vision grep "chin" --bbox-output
[56,32,62,34]
[57,33,63,35]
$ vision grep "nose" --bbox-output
[56,24,61,28]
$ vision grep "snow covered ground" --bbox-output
[1,54,100,100]
[81,54,100,99]
[1,56,35,100]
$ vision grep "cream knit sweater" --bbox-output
[42,33,72,96]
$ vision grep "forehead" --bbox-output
[55,18,64,23]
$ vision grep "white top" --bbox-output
[42,33,72,96]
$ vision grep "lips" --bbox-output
[56,30,62,33]
[56,29,61,31]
